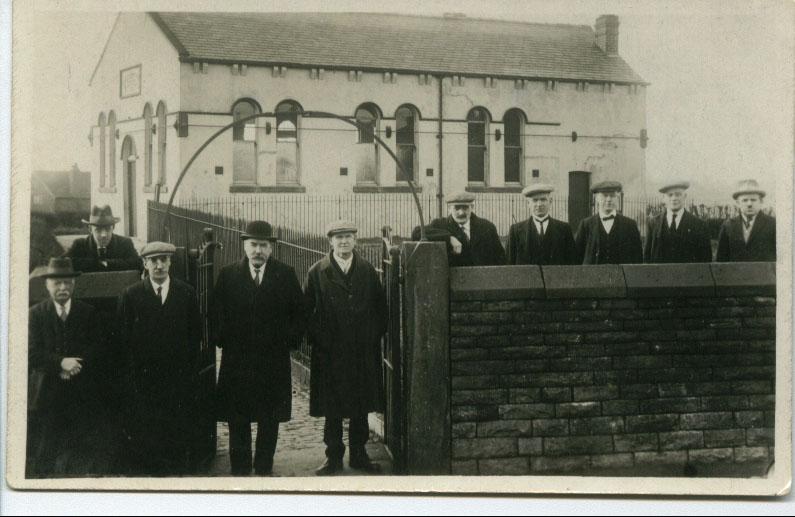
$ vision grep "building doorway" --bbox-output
[121,136,138,237]
[568,170,591,229]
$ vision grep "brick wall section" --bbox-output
[449,263,776,476]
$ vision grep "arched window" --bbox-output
[395,105,418,182]
[232,99,260,141]
[98,113,106,188]
[354,103,381,184]
[143,104,153,187]
[355,103,379,144]
[467,108,489,184]
[275,100,302,185]
[276,100,301,142]
[156,102,167,185]
[107,111,117,189]
[503,109,524,184]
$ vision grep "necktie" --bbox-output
[157,286,163,305]
[58,305,67,322]
[743,217,754,230]
[459,224,469,242]
[535,218,548,238]
[254,268,261,286]
[601,215,615,221]
[99,247,107,259]
[671,212,679,232]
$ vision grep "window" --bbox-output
[107,111,117,189]
[143,104,153,187]
[503,109,524,184]
[354,103,381,184]
[275,100,301,185]
[276,101,300,142]
[98,113,106,188]
[467,108,489,183]
[232,99,259,141]
[156,101,167,185]
[395,105,418,182]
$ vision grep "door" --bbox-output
[568,171,591,229]
[121,136,138,237]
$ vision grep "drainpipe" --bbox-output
[437,75,444,218]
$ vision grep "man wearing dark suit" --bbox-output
[644,181,712,263]
[412,192,506,267]
[716,179,776,262]
[27,258,110,478]
[574,181,643,265]
[210,221,305,477]
[116,241,202,476]
[508,184,576,265]
[64,205,141,273]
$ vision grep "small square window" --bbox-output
[215,166,224,175]
[340,167,348,176]
[532,169,540,178]
[426,168,434,177]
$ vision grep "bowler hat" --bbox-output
[326,219,358,238]
[37,257,81,279]
[141,241,177,258]
[732,179,766,199]
[659,181,690,194]
[591,181,623,194]
[446,192,476,205]
[82,205,121,226]
[522,183,555,198]
[240,220,278,242]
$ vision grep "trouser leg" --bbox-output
[253,417,279,474]
[323,417,345,461]
[227,415,252,475]
[348,413,370,459]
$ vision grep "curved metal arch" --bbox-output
[501,107,528,124]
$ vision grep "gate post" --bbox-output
[401,240,450,474]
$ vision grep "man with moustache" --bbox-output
[508,184,576,265]
[574,181,643,264]
[116,241,202,475]
[64,205,141,273]
[644,181,712,263]
[412,192,506,267]
[716,179,776,262]
[305,220,388,476]
[211,221,305,476]
[27,258,109,477]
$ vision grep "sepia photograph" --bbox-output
[3,0,792,501]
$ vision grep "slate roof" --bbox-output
[151,12,645,84]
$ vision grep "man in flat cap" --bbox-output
[65,205,141,273]
[644,182,712,263]
[574,181,643,264]
[210,221,304,476]
[412,192,506,267]
[508,184,576,265]
[305,220,388,476]
[116,241,202,475]
[716,179,776,262]
[27,258,111,477]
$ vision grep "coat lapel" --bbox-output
[325,253,352,292]
[746,214,767,247]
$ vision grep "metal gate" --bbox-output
[380,226,405,473]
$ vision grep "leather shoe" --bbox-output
[315,458,343,476]
[349,456,381,473]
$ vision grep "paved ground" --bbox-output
[206,380,392,477]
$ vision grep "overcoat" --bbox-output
[116,277,202,468]
[574,214,644,265]
[644,210,713,263]
[305,252,388,418]
[210,258,305,423]
[507,217,577,265]
[412,214,506,267]
[715,212,776,262]
[65,234,142,273]
[28,298,108,476]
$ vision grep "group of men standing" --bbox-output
[28,206,386,478]
[417,178,775,267]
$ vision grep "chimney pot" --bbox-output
[596,14,620,56]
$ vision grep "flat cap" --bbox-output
[326,219,358,237]
[446,191,476,205]
[659,181,690,193]
[522,183,555,197]
[591,181,623,194]
[141,241,177,258]
[732,179,766,199]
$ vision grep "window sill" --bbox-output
[229,184,307,193]
[98,187,117,194]
[352,185,423,193]
[143,185,169,194]
[465,185,524,193]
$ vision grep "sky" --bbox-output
[25,0,794,204]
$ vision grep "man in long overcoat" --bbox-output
[508,184,576,265]
[716,179,776,262]
[64,205,141,273]
[116,241,202,476]
[574,181,643,265]
[412,192,506,267]
[644,181,713,263]
[305,220,388,476]
[210,221,305,476]
[27,258,110,477]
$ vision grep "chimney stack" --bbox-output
[595,15,619,55]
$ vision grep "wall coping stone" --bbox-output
[543,265,626,299]
[711,262,776,296]
[451,266,544,301]
[623,263,715,298]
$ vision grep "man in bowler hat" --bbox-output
[412,192,506,267]
[210,221,305,476]
[644,181,712,263]
[574,181,643,264]
[116,241,202,475]
[508,184,576,265]
[305,220,388,476]
[27,258,110,477]
[716,179,776,262]
[65,205,141,273]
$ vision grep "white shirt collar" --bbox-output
[599,212,616,233]
[667,208,682,224]
[151,276,171,303]
[249,260,267,280]
[333,253,354,273]
[55,298,72,316]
